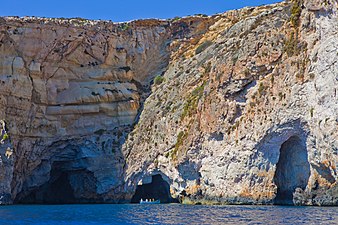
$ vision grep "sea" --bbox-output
[0,204,337,225]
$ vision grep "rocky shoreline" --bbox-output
[0,0,337,206]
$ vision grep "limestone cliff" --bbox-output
[0,14,212,204]
[0,0,337,205]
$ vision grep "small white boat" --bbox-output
[140,199,160,204]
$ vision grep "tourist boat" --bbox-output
[139,199,160,204]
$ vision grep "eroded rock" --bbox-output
[0,0,337,205]
[122,0,338,206]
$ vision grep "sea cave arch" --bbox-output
[14,160,97,204]
[131,174,178,203]
[273,135,310,205]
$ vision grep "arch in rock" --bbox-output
[14,160,97,204]
[131,174,178,203]
[273,135,310,205]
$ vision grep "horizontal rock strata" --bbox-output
[0,0,337,205]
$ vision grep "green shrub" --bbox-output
[121,23,130,31]
[195,40,213,55]
[278,92,284,101]
[258,83,266,96]
[2,133,8,141]
[154,75,165,85]
[171,131,188,159]
[194,14,208,17]
[176,131,186,148]
[244,68,250,76]
[172,17,181,22]
[181,82,206,120]
[296,72,304,80]
[154,159,159,167]
[284,31,299,56]
[191,83,205,97]
[290,0,303,27]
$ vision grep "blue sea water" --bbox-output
[0,204,337,225]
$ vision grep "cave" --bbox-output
[131,174,178,203]
[17,172,76,204]
[15,163,78,204]
[273,136,310,205]
[14,161,96,204]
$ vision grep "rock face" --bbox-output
[122,0,338,206]
[0,0,337,205]
[0,15,212,204]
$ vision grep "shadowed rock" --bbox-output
[274,136,310,205]
[131,174,178,203]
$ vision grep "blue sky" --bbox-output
[1,0,281,22]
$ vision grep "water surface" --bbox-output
[0,204,337,224]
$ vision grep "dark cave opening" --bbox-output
[131,174,178,203]
[15,162,78,204]
[273,136,310,205]
[16,172,77,204]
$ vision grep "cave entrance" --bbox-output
[273,136,310,205]
[131,174,177,203]
[15,162,78,204]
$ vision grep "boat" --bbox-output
[140,199,160,204]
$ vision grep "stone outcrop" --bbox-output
[0,0,337,205]
[0,15,212,204]
[122,0,338,206]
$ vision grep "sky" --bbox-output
[1,0,282,22]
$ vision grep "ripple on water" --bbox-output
[0,204,337,225]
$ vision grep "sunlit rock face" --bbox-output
[0,15,212,204]
[1,0,338,205]
[122,0,338,206]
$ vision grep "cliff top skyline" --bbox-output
[2,0,281,22]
